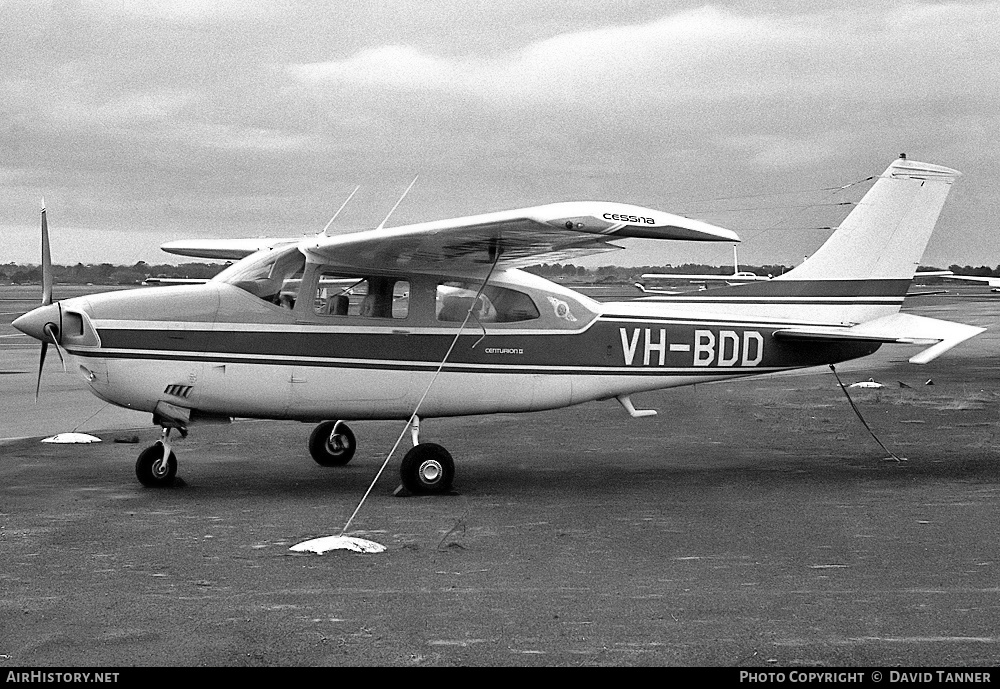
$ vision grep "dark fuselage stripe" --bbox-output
[69,347,786,376]
[86,314,881,374]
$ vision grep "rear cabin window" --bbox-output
[436,282,539,323]
[314,273,409,319]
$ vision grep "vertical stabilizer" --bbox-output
[779,156,961,283]
[628,156,963,324]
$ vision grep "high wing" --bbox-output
[298,202,738,273]
[161,237,300,260]
[639,271,772,283]
[940,274,1000,288]
[633,282,685,295]
[143,277,211,285]
[638,245,770,286]
[634,270,770,295]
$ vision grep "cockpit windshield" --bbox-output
[213,246,306,309]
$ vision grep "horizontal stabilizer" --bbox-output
[773,313,984,364]
[942,275,1000,288]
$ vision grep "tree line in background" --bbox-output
[0,261,228,285]
[0,261,995,286]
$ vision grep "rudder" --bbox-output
[778,155,961,283]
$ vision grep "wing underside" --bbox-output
[299,202,738,275]
[161,237,299,260]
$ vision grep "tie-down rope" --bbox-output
[338,252,503,536]
[829,364,905,462]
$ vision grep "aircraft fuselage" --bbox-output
[45,260,879,425]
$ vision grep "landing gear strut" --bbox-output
[136,427,178,487]
[399,415,454,495]
[309,420,357,466]
[307,416,455,494]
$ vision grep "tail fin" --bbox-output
[631,156,961,325]
[780,155,961,283]
[747,157,980,361]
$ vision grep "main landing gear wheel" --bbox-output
[136,442,177,487]
[309,420,357,466]
[400,443,455,495]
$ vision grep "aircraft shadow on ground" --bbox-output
[72,444,1000,502]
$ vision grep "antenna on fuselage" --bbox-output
[376,176,418,231]
[319,185,360,237]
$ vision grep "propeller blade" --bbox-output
[41,202,53,306]
[43,322,66,372]
[35,339,49,402]
[31,202,59,401]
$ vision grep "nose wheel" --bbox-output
[136,441,177,487]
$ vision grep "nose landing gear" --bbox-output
[136,427,179,487]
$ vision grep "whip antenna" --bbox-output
[320,185,360,236]
[376,176,418,231]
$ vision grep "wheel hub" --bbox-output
[419,459,443,484]
[326,433,346,454]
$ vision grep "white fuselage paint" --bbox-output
[62,301,791,423]
[74,350,772,422]
[51,269,869,425]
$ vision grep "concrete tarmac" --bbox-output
[2,286,999,666]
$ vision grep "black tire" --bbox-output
[400,443,454,494]
[309,421,357,466]
[136,443,177,487]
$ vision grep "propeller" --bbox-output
[41,199,52,307]
[8,203,79,410]
[19,202,65,400]
[35,338,49,400]
[26,310,66,400]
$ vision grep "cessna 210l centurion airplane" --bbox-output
[938,274,1000,293]
[634,245,773,294]
[13,155,983,493]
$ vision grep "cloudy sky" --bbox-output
[2,0,998,269]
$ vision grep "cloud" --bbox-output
[288,4,1000,110]
[85,0,285,23]
[2,2,998,267]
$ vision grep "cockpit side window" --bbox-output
[215,247,305,310]
[314,271,409,319]
[436,282,539,323]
